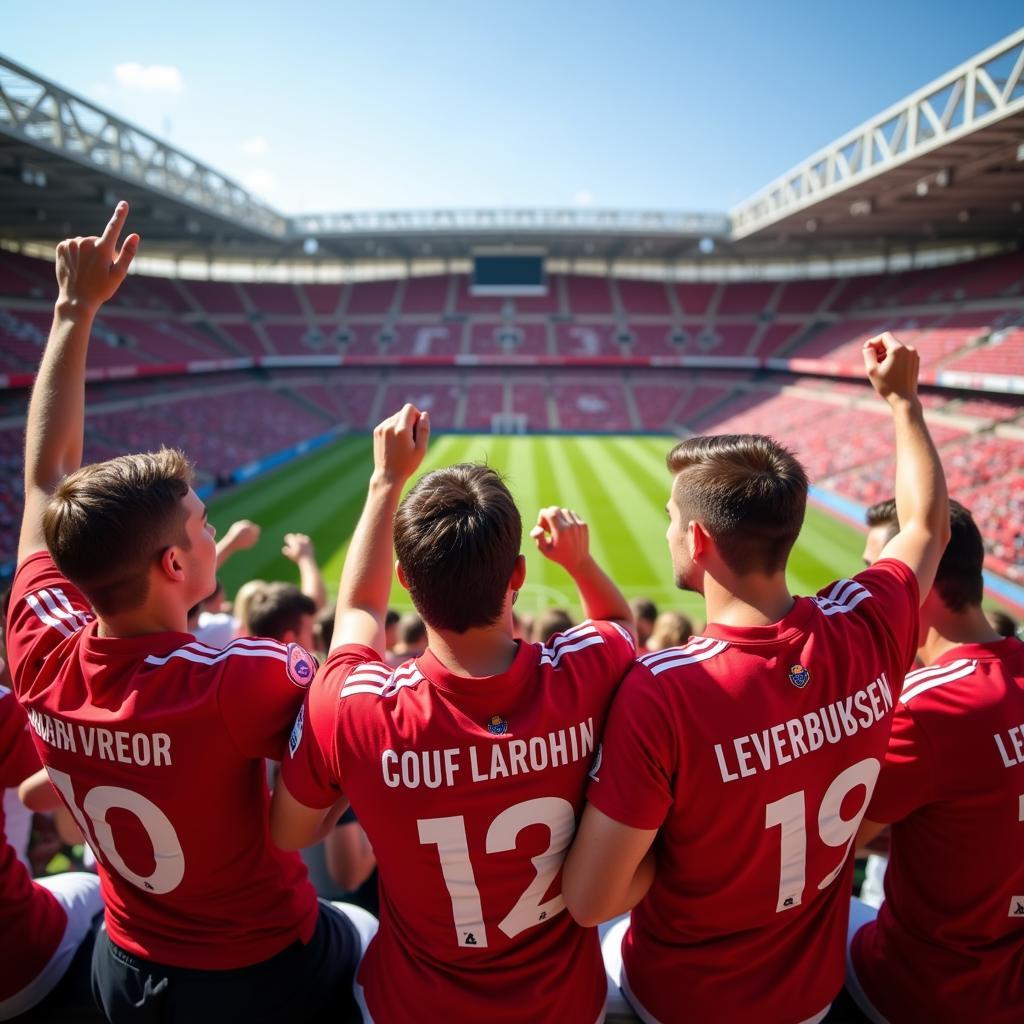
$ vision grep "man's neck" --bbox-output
[919,605,1003,665]
[425,624,518,679]
[703,571,794,630]
[97,606,188,639]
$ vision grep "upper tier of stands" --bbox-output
[2,249,1023,376]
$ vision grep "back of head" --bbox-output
[534,607,574,644]
[933,500,985,612]
[233,579,268,636]
[42,449,192,617]
[393,464,521,633]
[630,597,658,627]
[648,610,694,651]
[246,582,316,643]
[667,434,808,575]
[397,612,427,649]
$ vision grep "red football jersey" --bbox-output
[588,560,918,1024]
[283,620,636,1024]
[0,684,65,999]
[5,553,319,970]
[851,638,1024,1023]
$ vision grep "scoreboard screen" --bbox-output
[471,255,546,296]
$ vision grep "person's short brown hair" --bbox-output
[534,607,574,644]
[865,498,898,530]
[42,449,192,616]
[667,434,808,575]
[247,582,316,642]
[393,464,521,633]
[933,500,985,612]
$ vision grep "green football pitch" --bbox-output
[208,433,868,625]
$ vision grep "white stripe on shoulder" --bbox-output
[25,592,73,638]
[144,643,288,668]
[607,620,637,652]
[340,663,426,700]
[812,578,872,617]
[539,635,604,669]
[50,587,93,629]
[900,660,978,704]
[541,624,599,658]
[642,639,730,677]
[638,636,718,667]
[903,658,971,687]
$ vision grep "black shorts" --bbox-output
[91,900,363,1024]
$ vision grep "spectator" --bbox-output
[646,610,693,651]
[986,608,1018,639]
[534,606,574,644]
[247,583,317,648]
[385,612,426,666]
[630,598,658,647]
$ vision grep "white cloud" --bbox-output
[243,169,276,195]
[113,63,184,95]
[241,136,270,158]
[573,189,595,207]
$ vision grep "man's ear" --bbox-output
[509,553,527,592]
[688,520,709,563]
[159,545,186,583]
[395,560,409,592]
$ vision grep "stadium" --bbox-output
[1,31,1022,622]
[0,17,1023,1024]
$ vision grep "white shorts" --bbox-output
[845,897,890,1024]
[0,871,102,1020]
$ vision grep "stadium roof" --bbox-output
[1,29,1022,270]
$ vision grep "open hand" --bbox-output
[223,519,261,551]
[55,201,139,314]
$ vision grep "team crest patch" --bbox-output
[288,704,304,759]
[286,643,316,688]
[486,714,509,736]
[789,664,810,689]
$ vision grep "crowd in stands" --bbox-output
[2,209,1022,1024]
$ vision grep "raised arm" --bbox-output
[18,202,139,563]
[331,404,430,654]
[531,506,635,639]
[282,532,326,610]
[862,332,950,600]
[216,519,261,568]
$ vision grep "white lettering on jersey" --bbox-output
[26,707,171,766]
[994,723,1024,769]
[714,674,894,783]
[381,717,595,790]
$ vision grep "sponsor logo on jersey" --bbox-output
[486,714,509,736]
[588,743,603,782]
[789,663,810,688]
[289,704,305,758]
[286,643,316,688]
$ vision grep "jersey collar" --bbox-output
[700,596,816,645]
[934,636,1022,664]
[416,639,538,698]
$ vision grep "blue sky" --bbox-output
[4,2,1021,214]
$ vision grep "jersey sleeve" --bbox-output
[865,702,938,823]
[586,662,677,830]
[0,687,42,788]
[280,643,381,810]
[216,638,319,760]
[540,619,637,687]
[817,558,920,674]
[5,553,94,700]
